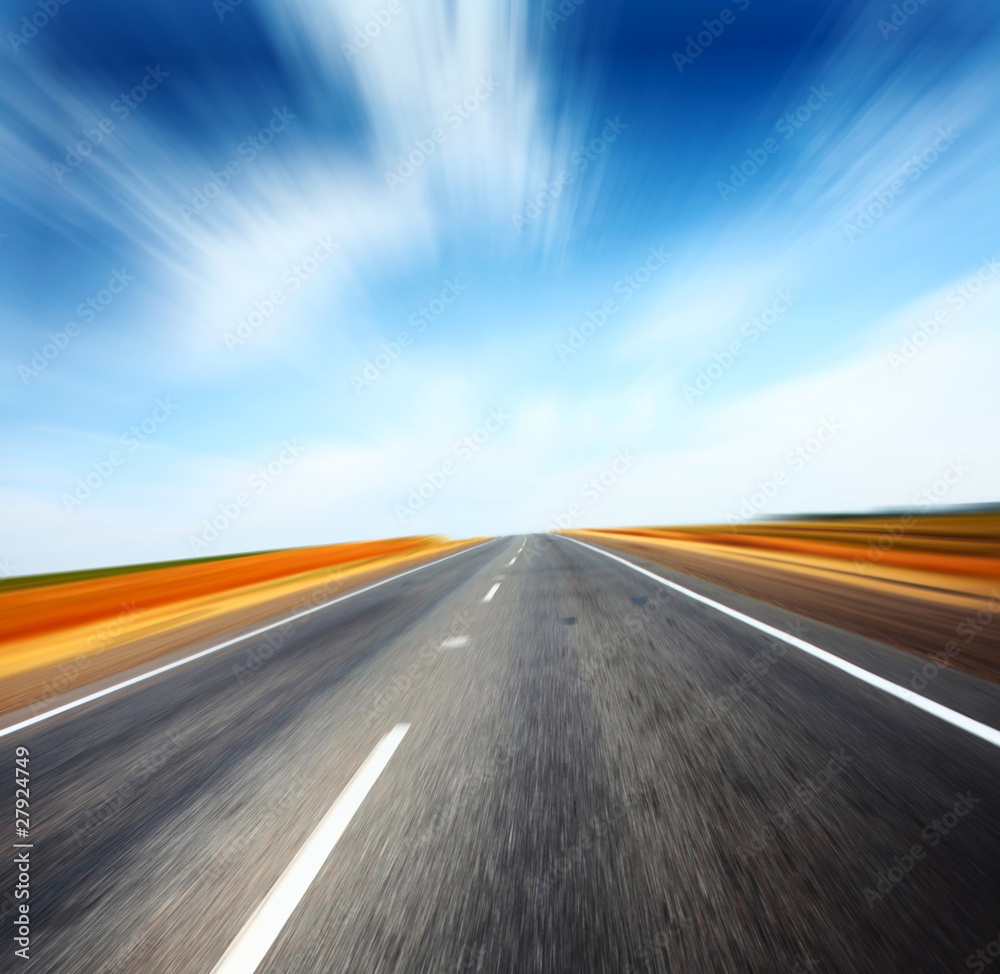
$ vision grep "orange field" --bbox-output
[2,537,445,645]
[0,535,476,715]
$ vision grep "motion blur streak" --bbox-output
[2,1,999,972]
[2,0,999,571]
[2,536,998,972]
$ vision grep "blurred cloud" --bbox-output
[1,0,998,572]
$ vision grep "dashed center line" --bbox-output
[211,724,410,974]
[508,557,517,565]
[440,635,469,650]
[483,583,501,602]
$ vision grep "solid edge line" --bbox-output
[0,541,498,739]
[562,536,1000,750]
[210,723,410,974]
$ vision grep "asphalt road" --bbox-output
[3,534,999,974]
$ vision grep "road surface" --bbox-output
[3,534,998,973]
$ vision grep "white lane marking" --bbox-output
[508,558,517,565]
[440,635,469,650]
[0,541,499,739]
[483,583,501,602]
[564,537,1000,750]
[211,724,409,974]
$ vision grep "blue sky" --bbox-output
[1,0,998,574]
